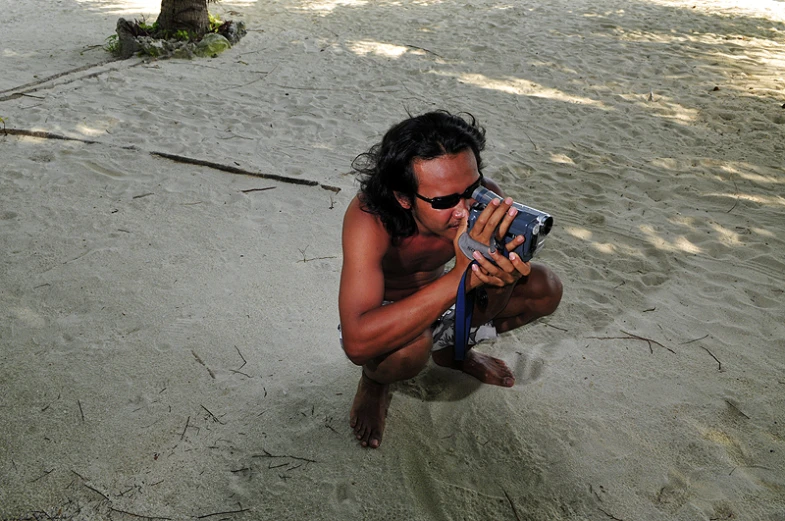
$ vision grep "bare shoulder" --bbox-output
[342,196,391,256]
[481,175,505,197]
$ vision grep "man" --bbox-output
[338,111,562,448]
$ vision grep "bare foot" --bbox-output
[432,348,515,387]
[349,372,391,448]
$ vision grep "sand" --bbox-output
[2,0,785,519]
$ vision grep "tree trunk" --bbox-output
[157,0,209,36]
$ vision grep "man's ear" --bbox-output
[394,191,412,210]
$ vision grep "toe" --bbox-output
[368,429,382,448]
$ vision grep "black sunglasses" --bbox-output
[415,173,484,210]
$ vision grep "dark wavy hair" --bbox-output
[353,111,486,241]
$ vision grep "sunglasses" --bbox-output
[414,173,484,210]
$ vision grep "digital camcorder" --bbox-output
[458,186,553,263]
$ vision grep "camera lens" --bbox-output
[540,216,553,236]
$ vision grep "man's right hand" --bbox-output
[452,198,531,291]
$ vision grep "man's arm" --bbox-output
[338,198,465,366]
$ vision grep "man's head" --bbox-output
[355,111,486,240]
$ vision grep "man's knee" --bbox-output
[367,330,432,382]
[397,331,433,379]
[538,265,563,317]
[520,263,562,318]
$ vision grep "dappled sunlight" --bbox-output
[74,0,160,16]
[565,226,644,256]
[669,215,697,228]
[298,0,368,13]
[759,53,785,71]
[709,222,743,246]
[640,225,703,254]
[618,93,699,123]
[752,227,776,238]
[721,164,785,186]
[348,40,410,58]
[706,192,785,207]
[643,0,785,23]
[430,71,608,108]
[565,226,593,241]
[550,153,575,165]
[650,159,785,187]
[75,123,110,137]
[299,0,446,11]
[592,242,618,255]
[616,25,784,47]
[3,49,36,58]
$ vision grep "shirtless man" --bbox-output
[338,111,562,448]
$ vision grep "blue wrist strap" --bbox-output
[454,261,477,362]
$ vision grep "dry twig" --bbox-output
[240,186,276,194]
[501,487,521,521]
[701,346,723,371]
[83,483,109,501]
[405,44,444,59]
[196,508,250,518]
[0,129,341,193]
[588,330,675,354]
[109,507,173,520]
[201,404,225,424]
[191,350,216,379]
[180,416,191,441]
[598,508,626,521]
[253,448,317,464]
[724,400,750,419]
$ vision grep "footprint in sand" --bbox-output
[652,471,690,514]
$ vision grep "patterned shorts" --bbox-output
[339,302,497,352]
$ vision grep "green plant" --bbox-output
[174,29,191,41]
[137,16,158,34]
[139,45,161,57]
[103,34,120,55]
[208,13,223,32]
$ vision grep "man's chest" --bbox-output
[382,235,455,275]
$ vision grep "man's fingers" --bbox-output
[496,205,518,240]
[509,252,532,277]
[469,199,498,239]
[504,235,525,252]
[456,210,468,236]
[480,198,513,241]
[471,264,504,287]
[472,250,514,286]
[470,197,514,243]
[452,209,470,263]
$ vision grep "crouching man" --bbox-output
[338,111,562,448]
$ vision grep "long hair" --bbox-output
[353,111,486,241]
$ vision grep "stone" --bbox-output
[194,33,231,57]
[116,18,141,59]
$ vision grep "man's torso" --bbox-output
[380,224,455,302]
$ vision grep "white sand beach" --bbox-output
[2,0,784,519]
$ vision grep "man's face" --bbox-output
[408,149,481,239]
